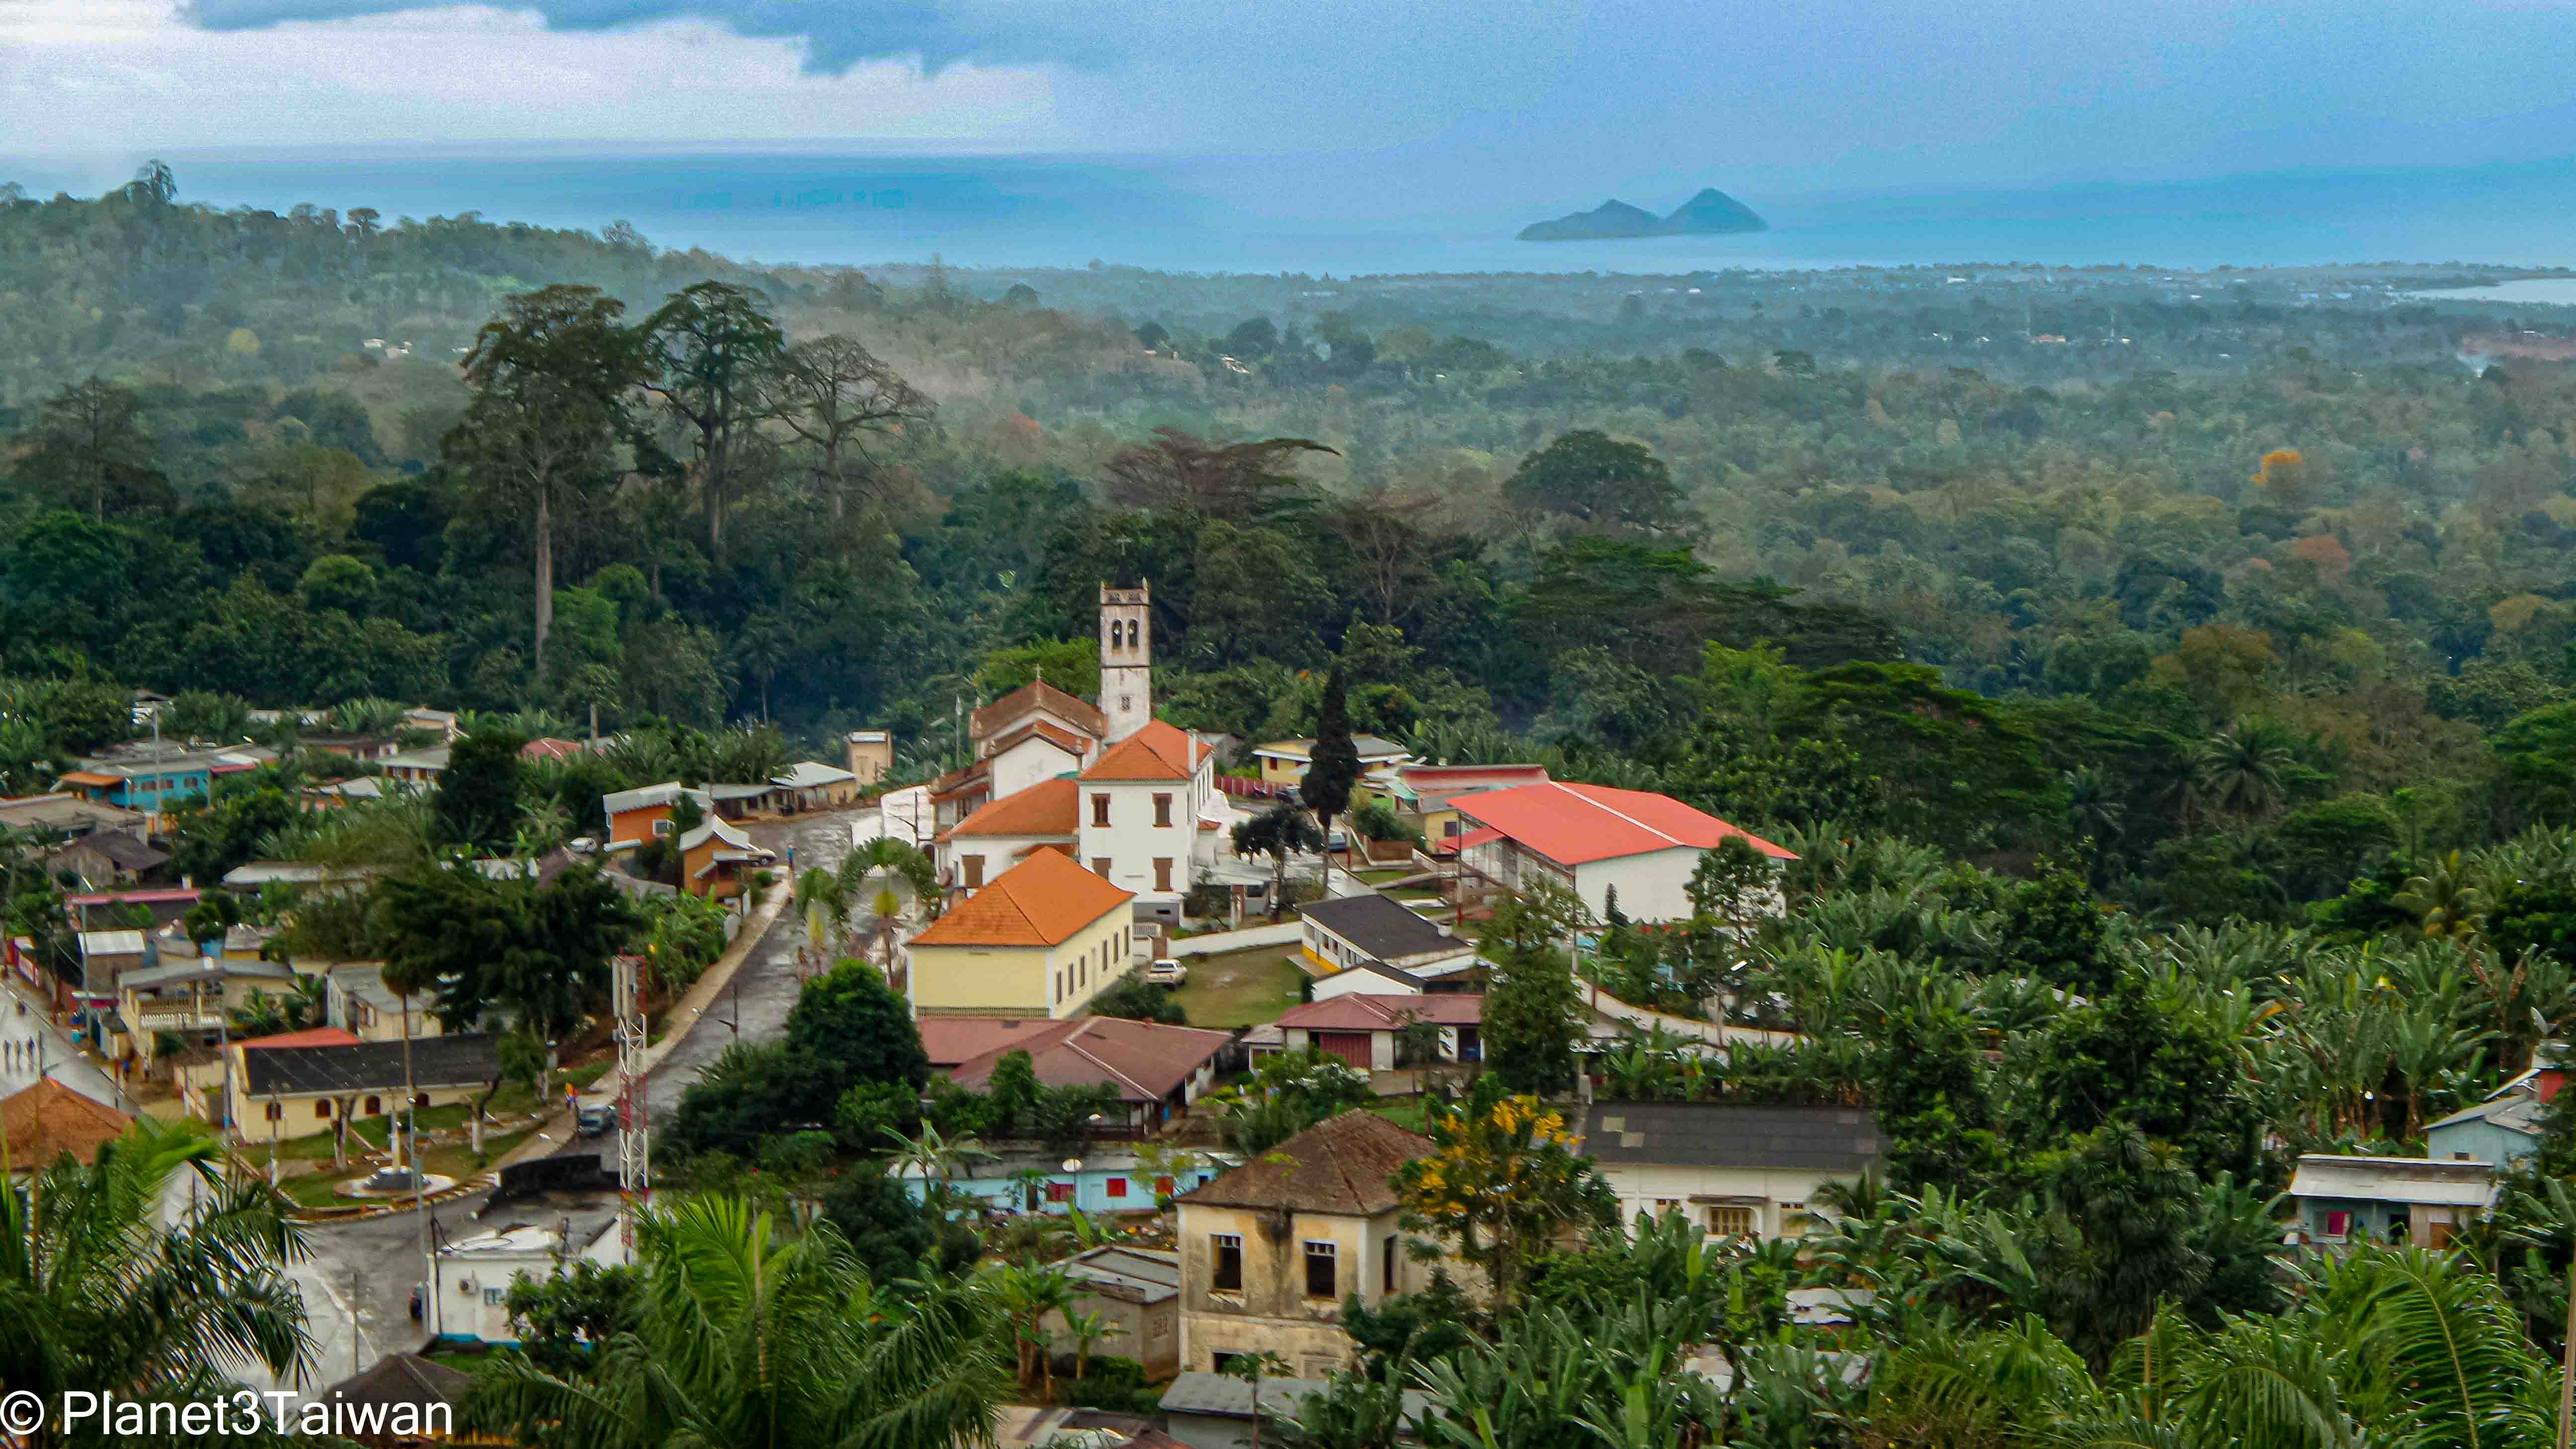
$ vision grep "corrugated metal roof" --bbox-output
[1576,1102,1883,1174]
[2287,1154,2498,1208]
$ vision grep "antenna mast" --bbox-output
[613,953,649,1259]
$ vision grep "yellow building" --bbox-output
[1248,735,1413,796]
[905,850,1139,1018]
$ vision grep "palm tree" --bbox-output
[2061,765,2124,879]
[883,1123,995,1201]
[2397,850,2487,944]
[793,865,849,966]
[0,1119,315,1416]
[2189,723,2298,821]
[990,1262,1078,1397]
[1063,1307,1127,1381]
[469,1195,1009,1449]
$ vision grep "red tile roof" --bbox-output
[946,1016,1233,1103]
[520,737,587,761]
[971,680,1106,742]
[1079,720,1208,782]
[990,718,1094,760]
[1453,782,1794,865]
[0,1079,133,1168]
[917,1015,1072,1069]
[235,1027,364,1051]
[1277,994,1483,1031]
[909,849,1133,948]
[949,778,1080,838]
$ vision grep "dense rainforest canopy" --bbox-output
[8,166,2576,923]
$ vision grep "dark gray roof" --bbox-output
[51,833,168,873]
[242,1034,502,1097]
[1297,893,1461,963]
[1575,1103,1883,1174]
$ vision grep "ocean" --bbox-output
[9,149,2576,276]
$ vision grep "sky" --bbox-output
[8,0,2576,206]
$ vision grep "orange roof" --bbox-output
[235,1027,364,1051]
[990,718,1094,760]
[1454,782,1795,865]
[971,680,1106,742]
[909,849,1132,948]
[59,772,119,787]
[0,1079,133,1169]
[950,778,1080,838]
[1078,720,1207,782]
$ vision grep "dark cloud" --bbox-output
[172,0,2576,190]
[183,0,1142,72]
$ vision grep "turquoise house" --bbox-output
[2425,1094,2547,1168]
[898,1148,1234,1216]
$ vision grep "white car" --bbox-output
[1144,958,1188,987]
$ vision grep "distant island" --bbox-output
[1517,187,1769,242]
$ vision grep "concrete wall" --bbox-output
[1041,1293,1178,1378]
[1176,1201,1425,1379]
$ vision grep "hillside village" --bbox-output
[13,557,2576,1449]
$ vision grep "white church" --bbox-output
[921,583,1241,925]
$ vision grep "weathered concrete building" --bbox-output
[1174,1110,1435,1378]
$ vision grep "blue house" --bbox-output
[899,1146,1234,1217]
[2426,1094,2547,1168]
[60,747,262,811]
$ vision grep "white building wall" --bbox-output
[1575,846,1705,923]
[940,834,1074,894]
[1594,1161,1857,1239]
[1079,781,1199,910]
[988,736,1084,801]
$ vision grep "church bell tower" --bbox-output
[1100,582,1153,744]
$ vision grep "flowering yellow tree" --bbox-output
[1396,1086,1616,1311]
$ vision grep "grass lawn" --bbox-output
[1355,868,1411,885]
[1370,1099,1433,1133]
[277,1126,537,1208]
[1168,947,1309,1028]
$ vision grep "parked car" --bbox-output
[576,1096,616,1136]
[1145,958,1189,986]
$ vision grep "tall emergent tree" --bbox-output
[22,376,164,522]
[641,281,787,565]
[1302,664,1361,872]
[451,285,650,681]
[766,334,932,520]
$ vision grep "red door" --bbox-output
[1314,1032,1373,1068]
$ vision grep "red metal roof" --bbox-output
[1276,994,1483,1031]
[1452,782,1794,865]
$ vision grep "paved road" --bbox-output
[0,980,127,1110]
[295,808,867,1382]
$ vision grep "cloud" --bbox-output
[179,0,1099,72]
[27,0,2576,196]
[0,1,1073,158]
